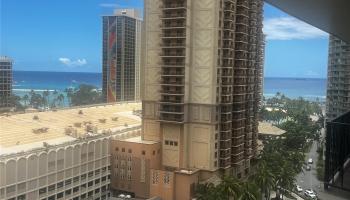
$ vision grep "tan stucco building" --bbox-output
[111,0,265,199]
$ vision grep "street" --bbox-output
[295,137,350,200]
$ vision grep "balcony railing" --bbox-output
[324,111,350,192]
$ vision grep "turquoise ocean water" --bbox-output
[12,71,327,105]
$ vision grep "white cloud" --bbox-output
[99,3,120,8]
[305,70,320,77]
[263,17,328,40]
[59,58,87,67]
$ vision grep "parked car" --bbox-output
[296,185,303,192]
[308,158,313,164]
[304,189,317,199]
[306,165,311,171]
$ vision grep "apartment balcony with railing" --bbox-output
[236,34,249,43]
[220,131,232,141]
[220,157,232,168]
[159,113,184,123]
[233,77,247,85]
[161,20,187,29]
[161,68,184,77]
[233,94,246,103]
[161,39,186,48]
[221,140,232,150]
[160,104,184,114]
[161,30,186,38]
[232,145,244,156]
[233,85,246,94]
[161,76,184,86]
[232,128,245,138]
[161,10,186,19]
[161,0,187,10]
[221,112,232,122]
[219,68,234,78]
[232,119,245,129]
[232,153,244,164]
[221,104,233,114]
[220,96,232,104]
[160,95,184,104]
[223,31,235,39]
[220,148,231,159]
[160,49,186,57]
[221,122,232,132]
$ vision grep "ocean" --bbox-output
[12,71,327,103]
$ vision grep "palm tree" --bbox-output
[53,90,58,97]
[43,90,50,108]
[195,183,219,200]
[218,176,242,200]
[250,161,275,200]
[57,94,65,107]
[65,88,73,106]
[238,182,260,200]
[22,94,29,108]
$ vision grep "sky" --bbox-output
[0,0,328,78]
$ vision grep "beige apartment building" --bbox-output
[111,0,265,199]
[0,103,142,200]
[142,0,264,173]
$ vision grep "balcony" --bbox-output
[232,153,244,164]
[160,49,186,57]
[221,131,232,141]
[161,41,186,48]
[220,158,232,168]
[161,31,186,38]
[161,21,187,29]
[220,149,232,159]
[161,11,186,19]
[325,111,350,191]
[161,69,184,76]
[160,106,184,114]
[161,2,187,10]
[232,145,244,155]
[232,128,245,138]
[232,137,244,147]
[159,113,184,123]
[161,77,184,86]
[221,140,232,150]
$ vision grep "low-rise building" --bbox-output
[0,103,141,200]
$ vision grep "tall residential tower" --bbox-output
[110,0,265,199]
[102,9,142,103]
[0,56,13,110]
[326,36,350,120]
[142,0,264,173]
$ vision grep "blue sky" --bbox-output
[0,0,328,78]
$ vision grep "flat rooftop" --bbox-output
[121,136,159,145]
[0,103,141,154]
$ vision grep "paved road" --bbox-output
[295,130,350,200]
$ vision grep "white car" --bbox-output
[296,185,303,192]
[306,165,311,171]
[308,158,313,164]
[304,189,317,199]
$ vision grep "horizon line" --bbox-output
[12,70,327,79]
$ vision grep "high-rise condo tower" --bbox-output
[102,9,142,102]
